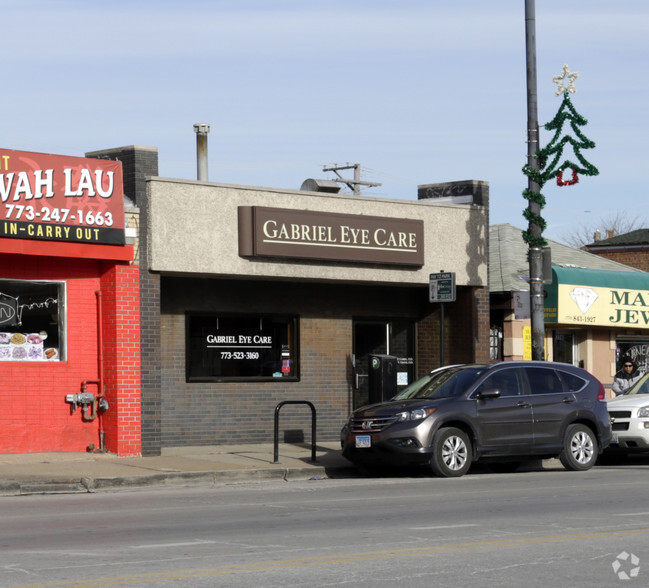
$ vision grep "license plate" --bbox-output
[355,435,371,448]
[611,434,618,444]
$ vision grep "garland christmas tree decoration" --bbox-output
[522,64,599,246]
[540,64,599,186]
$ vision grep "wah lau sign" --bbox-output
[0,148,125,245]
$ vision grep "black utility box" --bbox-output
[368,354,397,404]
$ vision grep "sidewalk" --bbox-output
[0,442,358,496]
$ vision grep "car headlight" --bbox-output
[395,408,436,422]
[637,406,649,418]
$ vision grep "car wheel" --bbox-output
[431,427,472,478]
[559,424,598,471]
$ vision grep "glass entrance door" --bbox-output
[352,320,415,409]
[553,331,575,365]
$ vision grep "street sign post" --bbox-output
[429,272,456,367]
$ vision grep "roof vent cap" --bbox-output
[300,178,341,193]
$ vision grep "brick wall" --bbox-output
[160,312,352,446]
[472,286,491,363]
[587,250,649,272]
[0,255,139,453]
[157,278,488,447]
[88,146,161,456]
[86,145,158,208]
[139,178,162,456]
[416,286,490,378]
[99,263,142,455]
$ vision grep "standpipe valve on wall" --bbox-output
[65,380,109,421]
[65,392,95,415]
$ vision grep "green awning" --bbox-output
[545,266,649,328]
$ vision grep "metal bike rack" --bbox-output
[273,400,317,463]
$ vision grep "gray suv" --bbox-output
[341,361,612,477]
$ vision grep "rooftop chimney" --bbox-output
[193,123,210,181]
[417,180,489,206]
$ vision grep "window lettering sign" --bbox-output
[0,293,18,327]
[187,313,298,381]
[0,148,125,245]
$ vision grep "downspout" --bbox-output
[81,291,106,451]
[95,289,106,452]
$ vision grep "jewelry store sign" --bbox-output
[546,284,649,328]
[238,206,424,266]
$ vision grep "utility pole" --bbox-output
[524,0,545,361]
[323,164,381,194]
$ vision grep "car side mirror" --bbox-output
[476,388,501,400]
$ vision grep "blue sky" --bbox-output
[5,1,648,243]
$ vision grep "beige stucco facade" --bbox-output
[146,177,487,287]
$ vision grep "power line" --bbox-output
[322,163,382,195]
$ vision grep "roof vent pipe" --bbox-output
[193,123,210,181]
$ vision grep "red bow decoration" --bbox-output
[557,168,579,186]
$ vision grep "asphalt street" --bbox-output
[0,459,648,587]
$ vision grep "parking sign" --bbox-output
[429,272,456,302]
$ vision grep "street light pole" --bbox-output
[525,0,545,360]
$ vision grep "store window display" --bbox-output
[0,279,64,361]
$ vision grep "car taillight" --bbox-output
[597,382,606,402]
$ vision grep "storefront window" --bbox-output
[553,331,575,365]
[0,279,65,362]
[186,313,298,382]
[616,339,649,373]
[489,326,502,361]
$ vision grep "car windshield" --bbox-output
[626,374,649,395]
[391,366,487,400]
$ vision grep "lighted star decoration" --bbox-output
[553,64,579,96]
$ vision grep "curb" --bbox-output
[0,466,360,496]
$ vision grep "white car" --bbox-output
[606,373,649,455]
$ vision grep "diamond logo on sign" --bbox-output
[569,287,598,314]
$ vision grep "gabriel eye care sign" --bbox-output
[238,206,424,266]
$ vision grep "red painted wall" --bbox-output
[99,263,141,455]
[0,254,141,455]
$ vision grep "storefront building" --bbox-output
[583,228,649,272]
[0,148,141,455]
[132,165,490,455]
[546,266,649,382]
[490,224,649,393]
